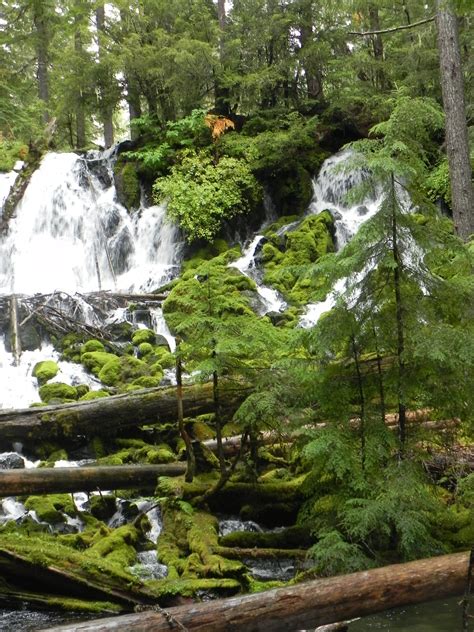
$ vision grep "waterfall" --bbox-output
[299,151,385,327]
[308,149,381,249]
[230,236,287,316]
[0,152,182,295]
[0,150,183,409]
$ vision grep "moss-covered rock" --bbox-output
[79,390,110,401]
[138,342,153,357]
[39,382,78,404]
[24,494,76,524]
[132,329,156,345]
[132,375,163,388]
[81,340,106,354]
[81,352,118,376]
[262,211,335,304]
[98,355,150,387]
[114,161,141,211]
[32,360,59,386]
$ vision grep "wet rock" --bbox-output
[0,452,25,470]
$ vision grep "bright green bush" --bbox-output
[154,151,262,242]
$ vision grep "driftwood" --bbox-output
[0,382,250,451]
[0,463,185,497]
[42,551,470,631]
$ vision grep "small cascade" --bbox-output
[0,170,18,211]
[150,307,176,353]
[230,235,287,315]
[300,150,385,328]
[308,149,381,249]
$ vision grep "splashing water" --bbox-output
[0,152,182,295]
[230,235,287,315]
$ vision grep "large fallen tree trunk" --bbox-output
[0,463,185,497]
[42,551,470,632]
[0,382,250,451]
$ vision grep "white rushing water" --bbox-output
[0,152,182,295]
[230,235,287,315]
[0,149,183,409]
[299,151,385,327]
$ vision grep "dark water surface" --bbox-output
[349,596,471,631]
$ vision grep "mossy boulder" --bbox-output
[114,161,141,211]
[33,360,59,386]
[24,494,76,524]
[89,495,117,522]
[81,352,118,376]
[132,329,156,345]
[98,355,150,387]
[79,390,110,401]
[138,342,153,357]
[132,375,163,388]
[39,382,78,404]
[81,340,106,354]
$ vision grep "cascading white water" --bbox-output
[0,152,182,295]
[230,235,287,315]
[308,149,381,249]
[0,150,183,410]
[299,151,384,327]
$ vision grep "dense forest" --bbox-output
[0,1,473,630]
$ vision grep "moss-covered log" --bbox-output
[0,382,251,451]
[43,551,471,631]
[0,464,185,497]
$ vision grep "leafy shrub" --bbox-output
[154,151,262,242]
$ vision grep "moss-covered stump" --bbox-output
[158,505,246,581]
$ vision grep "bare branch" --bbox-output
[348,15,435,37]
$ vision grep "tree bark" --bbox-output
[0,464,185,497]
[0,383,251,452]
[299,1,324,102]
[436,0,474,241]
[43,551,471,632]
[176,356,195,482]
[74,1,86,148]
[32,0,50,124]
[96,4,114,148]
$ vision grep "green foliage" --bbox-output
[154,151,263,242]
[0,140,28,172]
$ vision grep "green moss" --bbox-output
[81,352,118,376]
[24,494,76,524]
[132,375,163,388]
[98,355,150,387]
[262,212,334,304]
[79,390,110,401]
[191,420,214,441]
[39,382,78,404]
[138,342,153,357]
[132,329,156,345]
[118,162,141,210]
[81,340,106,354]
[89,495,117,522]
[32,360,59,386]
[76,384,90,398]
[145,444,176,464]
[46,597,123,614]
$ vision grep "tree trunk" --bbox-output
[214,0,230,115]
[32,0,50,124]
[436,0,474,241]
[176,356,195,482]
[96,4,114,148]
[43,551,471,632]
[74,6,86,148]
[368,4,387,89]
[299,1,324,102]
[0,464,185,497]
[390,174,407,457]
[0,383,251,453]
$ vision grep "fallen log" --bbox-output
[0,463,185,497]
[0,382,251,452]
[42,551,470,632]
